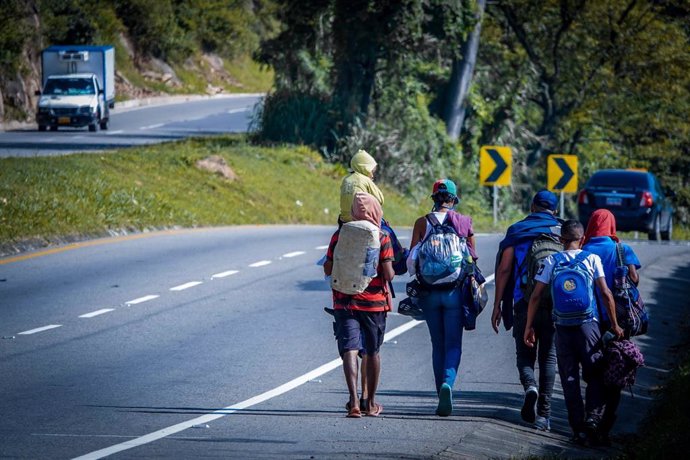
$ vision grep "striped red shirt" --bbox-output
[327,228,394,312]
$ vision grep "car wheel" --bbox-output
[648,214,661,241]
[49,125,58,131]
[38,125,46,132]
[661,215,673,241]
[99,119,108,130]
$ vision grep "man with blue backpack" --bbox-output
[524,219,624,446]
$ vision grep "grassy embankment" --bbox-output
[0,136,471,250]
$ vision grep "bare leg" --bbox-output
[365,353,381,413]
[343,351,360,410]
[360,354,369,400]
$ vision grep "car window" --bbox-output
[588,171,648,188]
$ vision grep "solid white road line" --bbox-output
[315,245,328,250]
[79,309,115,319]
[249,260,271,267]
[18,325,62,335]
[170,281,203,291]
[125,295,159,306]
[227,108,249,114]
[282,251,305,258]
[71,319,424,460]
[106,130,123,135]
[211,270,239,279]
[484,273,495,284]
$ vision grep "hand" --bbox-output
[491,304,502,334]
[523,326,536,348]
[612,324,624,339]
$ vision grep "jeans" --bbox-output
[512,300,556,418]
[555,321,605,433]
[421,287,464,393]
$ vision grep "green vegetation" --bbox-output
[0,136,455,247]
[254,0,690,227]
[626,339,690,458]
[0,1,276,111]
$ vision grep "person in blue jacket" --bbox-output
[582,208,641,445]
[491,190,562,432]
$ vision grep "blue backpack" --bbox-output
[550,251,597,326]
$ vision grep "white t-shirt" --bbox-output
[535,249,605,285]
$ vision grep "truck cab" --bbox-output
[36,73,106,132]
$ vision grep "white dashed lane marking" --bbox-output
[18,325,62,335]
[140,123,163,130]
[125,295,159,306]
[211,270,239,279]
[170,281,203,291]
[249,260,271,267]
[13,245,322,338]
[79,309,115,318]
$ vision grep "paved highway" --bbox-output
[1,228,689,459]
[0,94,261,157]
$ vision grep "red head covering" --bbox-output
[351,192,383,228]
[583,209,620,245]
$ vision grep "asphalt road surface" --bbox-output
[1,228,689,459]
[0,95,261,157]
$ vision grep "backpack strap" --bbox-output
[615,243,625,268]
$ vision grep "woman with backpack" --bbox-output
[582,208,642,445]
[406,179,477,416]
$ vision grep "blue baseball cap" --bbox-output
[533,189,558,211]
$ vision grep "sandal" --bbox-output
[346,406,362,418]
[366,402,383,417]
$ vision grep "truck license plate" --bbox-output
[606,197,623,206]
[58,117,70,125]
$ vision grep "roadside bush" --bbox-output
[252,90,333,147]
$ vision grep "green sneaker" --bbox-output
[436,383,453,416]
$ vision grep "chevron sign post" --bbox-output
[547,154,578,219]
[480,146,512,225]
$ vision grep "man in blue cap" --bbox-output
[491,190,562,432]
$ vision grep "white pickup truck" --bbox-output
[35,45,115,132]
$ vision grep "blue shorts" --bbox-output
[334,309,386,357]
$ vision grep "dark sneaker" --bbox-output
[570,431,588,446]
[521,386,538,423]
[584,418,601,446]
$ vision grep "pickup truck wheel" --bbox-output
[38,125,46,132]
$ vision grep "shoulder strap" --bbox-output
[425,213,441,227]
[573,250,590,265]
[616,243,625,267]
